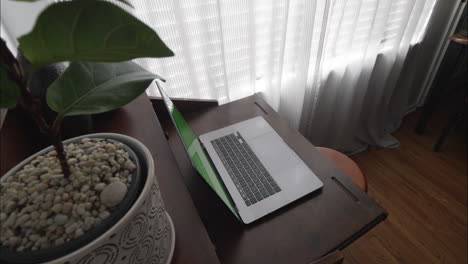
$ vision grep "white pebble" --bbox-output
[3,212,17,228]
[29,234,39,242]
[80,185,89,192]
[76,204,86,215]
[65,223,77,234]
[41,202,52,210]
[72,192,80,201]
[4,201,16,212]
[0,212,6,221]
[45,193,54,202]
[16,214,30,226]
[9,236,20,247]
[100,181,127,207]
[54,238,65,246]
[99,211,110,220]
[83,217,95,230]
[39,212,48,220]
[51,204,62,213]
[40,174,51,181]
[18,197,27,206]
[64,185,73,192]
[53,195,61,203]
[54,214,68,225]
[75,228,84,237]
[107,145,116,152]
[30,211,39,219]
[62,202,73,213]
[94,183,106,191]
[50,174,64,180]
[91,167,101,174]
[108,177,119,183]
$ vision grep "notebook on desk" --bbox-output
[155,80,323,224]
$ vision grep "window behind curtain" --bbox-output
[0,0,437,102]
[125,0,436,103]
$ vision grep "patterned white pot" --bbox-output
[1,133,175,264]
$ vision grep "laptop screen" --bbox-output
[155,81,239,218]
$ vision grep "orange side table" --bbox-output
[316,147,368,193]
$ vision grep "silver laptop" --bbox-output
[156,80,323,224]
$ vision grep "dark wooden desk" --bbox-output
[1,94,387,264]
[154,94,387,264]
[0,95,220,264]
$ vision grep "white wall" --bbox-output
[1,0,52,44]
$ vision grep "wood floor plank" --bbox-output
[342,109,467,264]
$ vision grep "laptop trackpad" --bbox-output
[248,132,299,173]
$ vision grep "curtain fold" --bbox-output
[296,0,438,152]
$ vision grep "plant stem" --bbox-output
[23,83,71,178]
[1,39,71,177]
[21,89,71,177]
[51,115,70,177]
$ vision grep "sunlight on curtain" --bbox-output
[300,0,438,152]
[123,0,437,152]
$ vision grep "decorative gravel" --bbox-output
[0,138,136,252]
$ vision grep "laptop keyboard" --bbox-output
[211,132,281,206]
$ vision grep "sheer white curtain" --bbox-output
[2,0,463,153]
[129,0,439,153]
[298,0,439,153]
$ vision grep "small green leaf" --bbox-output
[19,0,172,65]
[0,64,20,108]
[46,61,158,116]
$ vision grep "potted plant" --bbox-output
[0,0,175,263]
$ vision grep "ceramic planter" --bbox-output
[0,133,175,264]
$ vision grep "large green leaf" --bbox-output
[46,61,158,116]
[19,0,172,65]
[0,64,20,108]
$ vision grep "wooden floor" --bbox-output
[343,106,467,263]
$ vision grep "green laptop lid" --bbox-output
[156,81,239,219]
